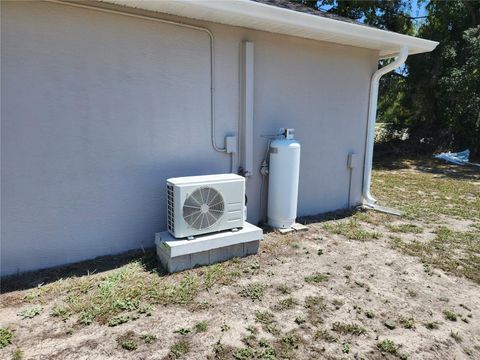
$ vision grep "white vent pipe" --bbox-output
[362,46,408,206]
[240,41,254,178]
[46,0,228,156]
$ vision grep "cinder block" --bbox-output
[191,251,210,268]
[228,243,245,258]
[244,240,260,255]
[155,222,263,273]
[209,246,230,263]
[168,254,191,273]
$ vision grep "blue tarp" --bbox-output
[434,149,470,165]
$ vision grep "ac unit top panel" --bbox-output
[167,173,244,186]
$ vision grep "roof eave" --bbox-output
[98,0,439,57]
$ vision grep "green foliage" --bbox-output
[0,328,14,349]
[298,0,480,157]
[17,306,42,319]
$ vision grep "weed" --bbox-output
[424,321,441,330]
[324,219,380,241]
[17,305,42,319]
[140,334,157,344]
[11,348,23,360]
[117,331,138,351]
[342,342,350,354]
[407,289,418,297]
[399,317,415,329]
[51,305,72,321]
[241,333,257,347]
[305,296,327,325]
[246,325,258,335]
[377,339,399,355]
[314,329,338,343]
[365,310,375,319]
[332,322,367,336]
[444,310,457,321]
[194,321,208,333]
[170,339,190,358]
[0,328,13,349]
[294,316,305,325]
[387,223,423,234]
[304,273,329,283]
[108,315,130,327]
[221,323,230,332]
[273,297,297,311]
[174,327,191,335]
[317,249,324,255]
[281,332,300,350]
[255,310,274,324]
[233,347,254,359]
[450,330,462,343]
[276,284,291,295]
[239,283,266,301]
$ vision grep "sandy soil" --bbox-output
[1,219,479,360]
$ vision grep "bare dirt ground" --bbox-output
[1,158,479,360]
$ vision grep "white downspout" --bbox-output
[362,46,408,206]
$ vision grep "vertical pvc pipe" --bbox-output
[241,41,254,178]
[362,46,408,205]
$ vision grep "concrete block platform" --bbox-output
[155,222,263,273]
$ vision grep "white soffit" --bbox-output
[97,0,438,58]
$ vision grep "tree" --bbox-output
[404,1,480,155]
[295,0,480,157]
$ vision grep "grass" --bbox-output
[444,310,458,321]
[11,348,23,360]
[140,334,157,344]
[399,316,415,329]
[377,339,399,355]
[450,330,462,343]
[1,156,479,359]
[239,283,266,301]
[0,328,14,349]
[323,219,380,241]
[331,322,367,336]
[273,297,298,311]
[372,158,480,283]
[117,331,138,351]
[387,223,424,233]
[194,321,208,333]
[304,273,329,283]
[314,329,338,343]
[9,255,249,326]
[170,339,190,358]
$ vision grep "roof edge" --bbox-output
[97,0,438,57]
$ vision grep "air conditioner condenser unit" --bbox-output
[166,174,245,239]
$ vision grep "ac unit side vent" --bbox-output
[167,184,174,233]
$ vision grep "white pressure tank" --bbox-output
[267,129,301,229]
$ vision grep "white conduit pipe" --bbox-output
[46,0,228,155]
[362,46,408,206]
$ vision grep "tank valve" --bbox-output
[260,160,269,176]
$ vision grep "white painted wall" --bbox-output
[1,1,378,276]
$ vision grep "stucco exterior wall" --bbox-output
[1,1,378,276]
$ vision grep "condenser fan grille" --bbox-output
[183,186,224,230]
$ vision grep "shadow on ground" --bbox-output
[1,248,164,294]
[374,156,480,181]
